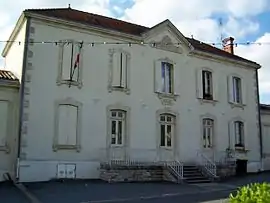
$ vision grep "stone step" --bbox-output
[185,179,211,184]
[184,172,203,177]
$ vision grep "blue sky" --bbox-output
[0,0,269,103]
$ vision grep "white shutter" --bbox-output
[212,72,219,101]
[72,43,81,82]
[154,60,163,93]
[120,53,127,88]
[0,101,8,147]
[112,52,121,87]
[196,69,203,99]
[227,76,234,103]
[62,44,72,80]
[67,105,78,146]
[241,79,247,105]
[58,105,69,145]
[228,121,235,148]
[243,122,248,150]
[174,64,181,95]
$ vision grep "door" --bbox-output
[201,118,215,161]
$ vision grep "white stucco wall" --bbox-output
[3,20,27,81]
[0,84,19,181]
[261,109,270,170]
[16,19,260,182]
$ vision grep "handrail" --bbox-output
[197,151,217,178]
[166,160,184,181]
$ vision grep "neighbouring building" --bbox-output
[261,104,270,171]
[0,70,20,181]
[1,7,263,183]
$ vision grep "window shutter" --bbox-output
[67,106,78,146]
[120,53,127,88]
[228,121,235,148]
[196,69,203,99]
[227,76,234,103]
[212,72,219,101]
[154,60,163,93]
[174,64,180,95]
[58,105,69,145]
[243,122,248,150]
[112,52,121,87]
[62,44,72,80]
[241,79,247,105]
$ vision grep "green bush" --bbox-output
[229,182,270,203]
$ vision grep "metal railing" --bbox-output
[166,160,184,181]
[197,151,217,178]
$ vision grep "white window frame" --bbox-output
[202,70,213,100]
[202,118,214,149]
[232,76,242,104]
[109,110,126,147]
[106,104,130,149]
[234,121,245,149]
[56,39,83,88]
[53,97,82,152]
[159,113,175,148]
[108,48,131,94]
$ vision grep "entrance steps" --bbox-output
[183,165,212,184]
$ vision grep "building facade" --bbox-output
[1,8,262,182]
[261,104,270,171]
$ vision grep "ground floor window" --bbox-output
[110,110,126,146]
[202,118,214,148]
[159,114,175,148]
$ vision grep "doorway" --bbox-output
[236,159,247,176]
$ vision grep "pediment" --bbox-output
[142,20,194,54]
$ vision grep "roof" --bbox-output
[260,104,270,111]
[24,8,259,66]
[0,70,18,81]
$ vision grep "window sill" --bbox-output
[198,98,218,106]
[110,145,124,148]
[156,92,179,105]
[235,146,248,153]
[160,146,173,150]
[229,102,246,109]
[56,79,83,89]
[0,145,10,154]
[108,86,130,94]
[53,144,81,152]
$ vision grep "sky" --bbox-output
[0,0,269,103]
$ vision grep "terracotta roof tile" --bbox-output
[25,8,259,66]
[0,70,18,81]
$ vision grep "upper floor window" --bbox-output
[57,40,83,88]
[202,118,214,149]
[234,121,245,148]
[202,70,213,100]
[108,49,130,94]
[232,77,242,104]
[155,60,174,95]
[109,110,126,146]
[159,114,175,148]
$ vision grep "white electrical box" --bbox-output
[57,163,76,179]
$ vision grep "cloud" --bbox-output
[235,33,270,94]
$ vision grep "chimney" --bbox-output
[222,37,234,54]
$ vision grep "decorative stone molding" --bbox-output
[107,48,131,94]
[56,39,83,88]
[53,97,83,152]
[149,35,183,54]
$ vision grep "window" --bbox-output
[159,114,175,148]
[202,118,214,148]
[53,98,82,151]
[232,77,242,104]
[155,60,174,95]
[234,121,244,148]
[108,49,130,93]
[110,110,126,146]
[202,71,213,100]
[57,40,83,87]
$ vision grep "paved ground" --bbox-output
[0,182,30,203]
[2,172,270,203]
